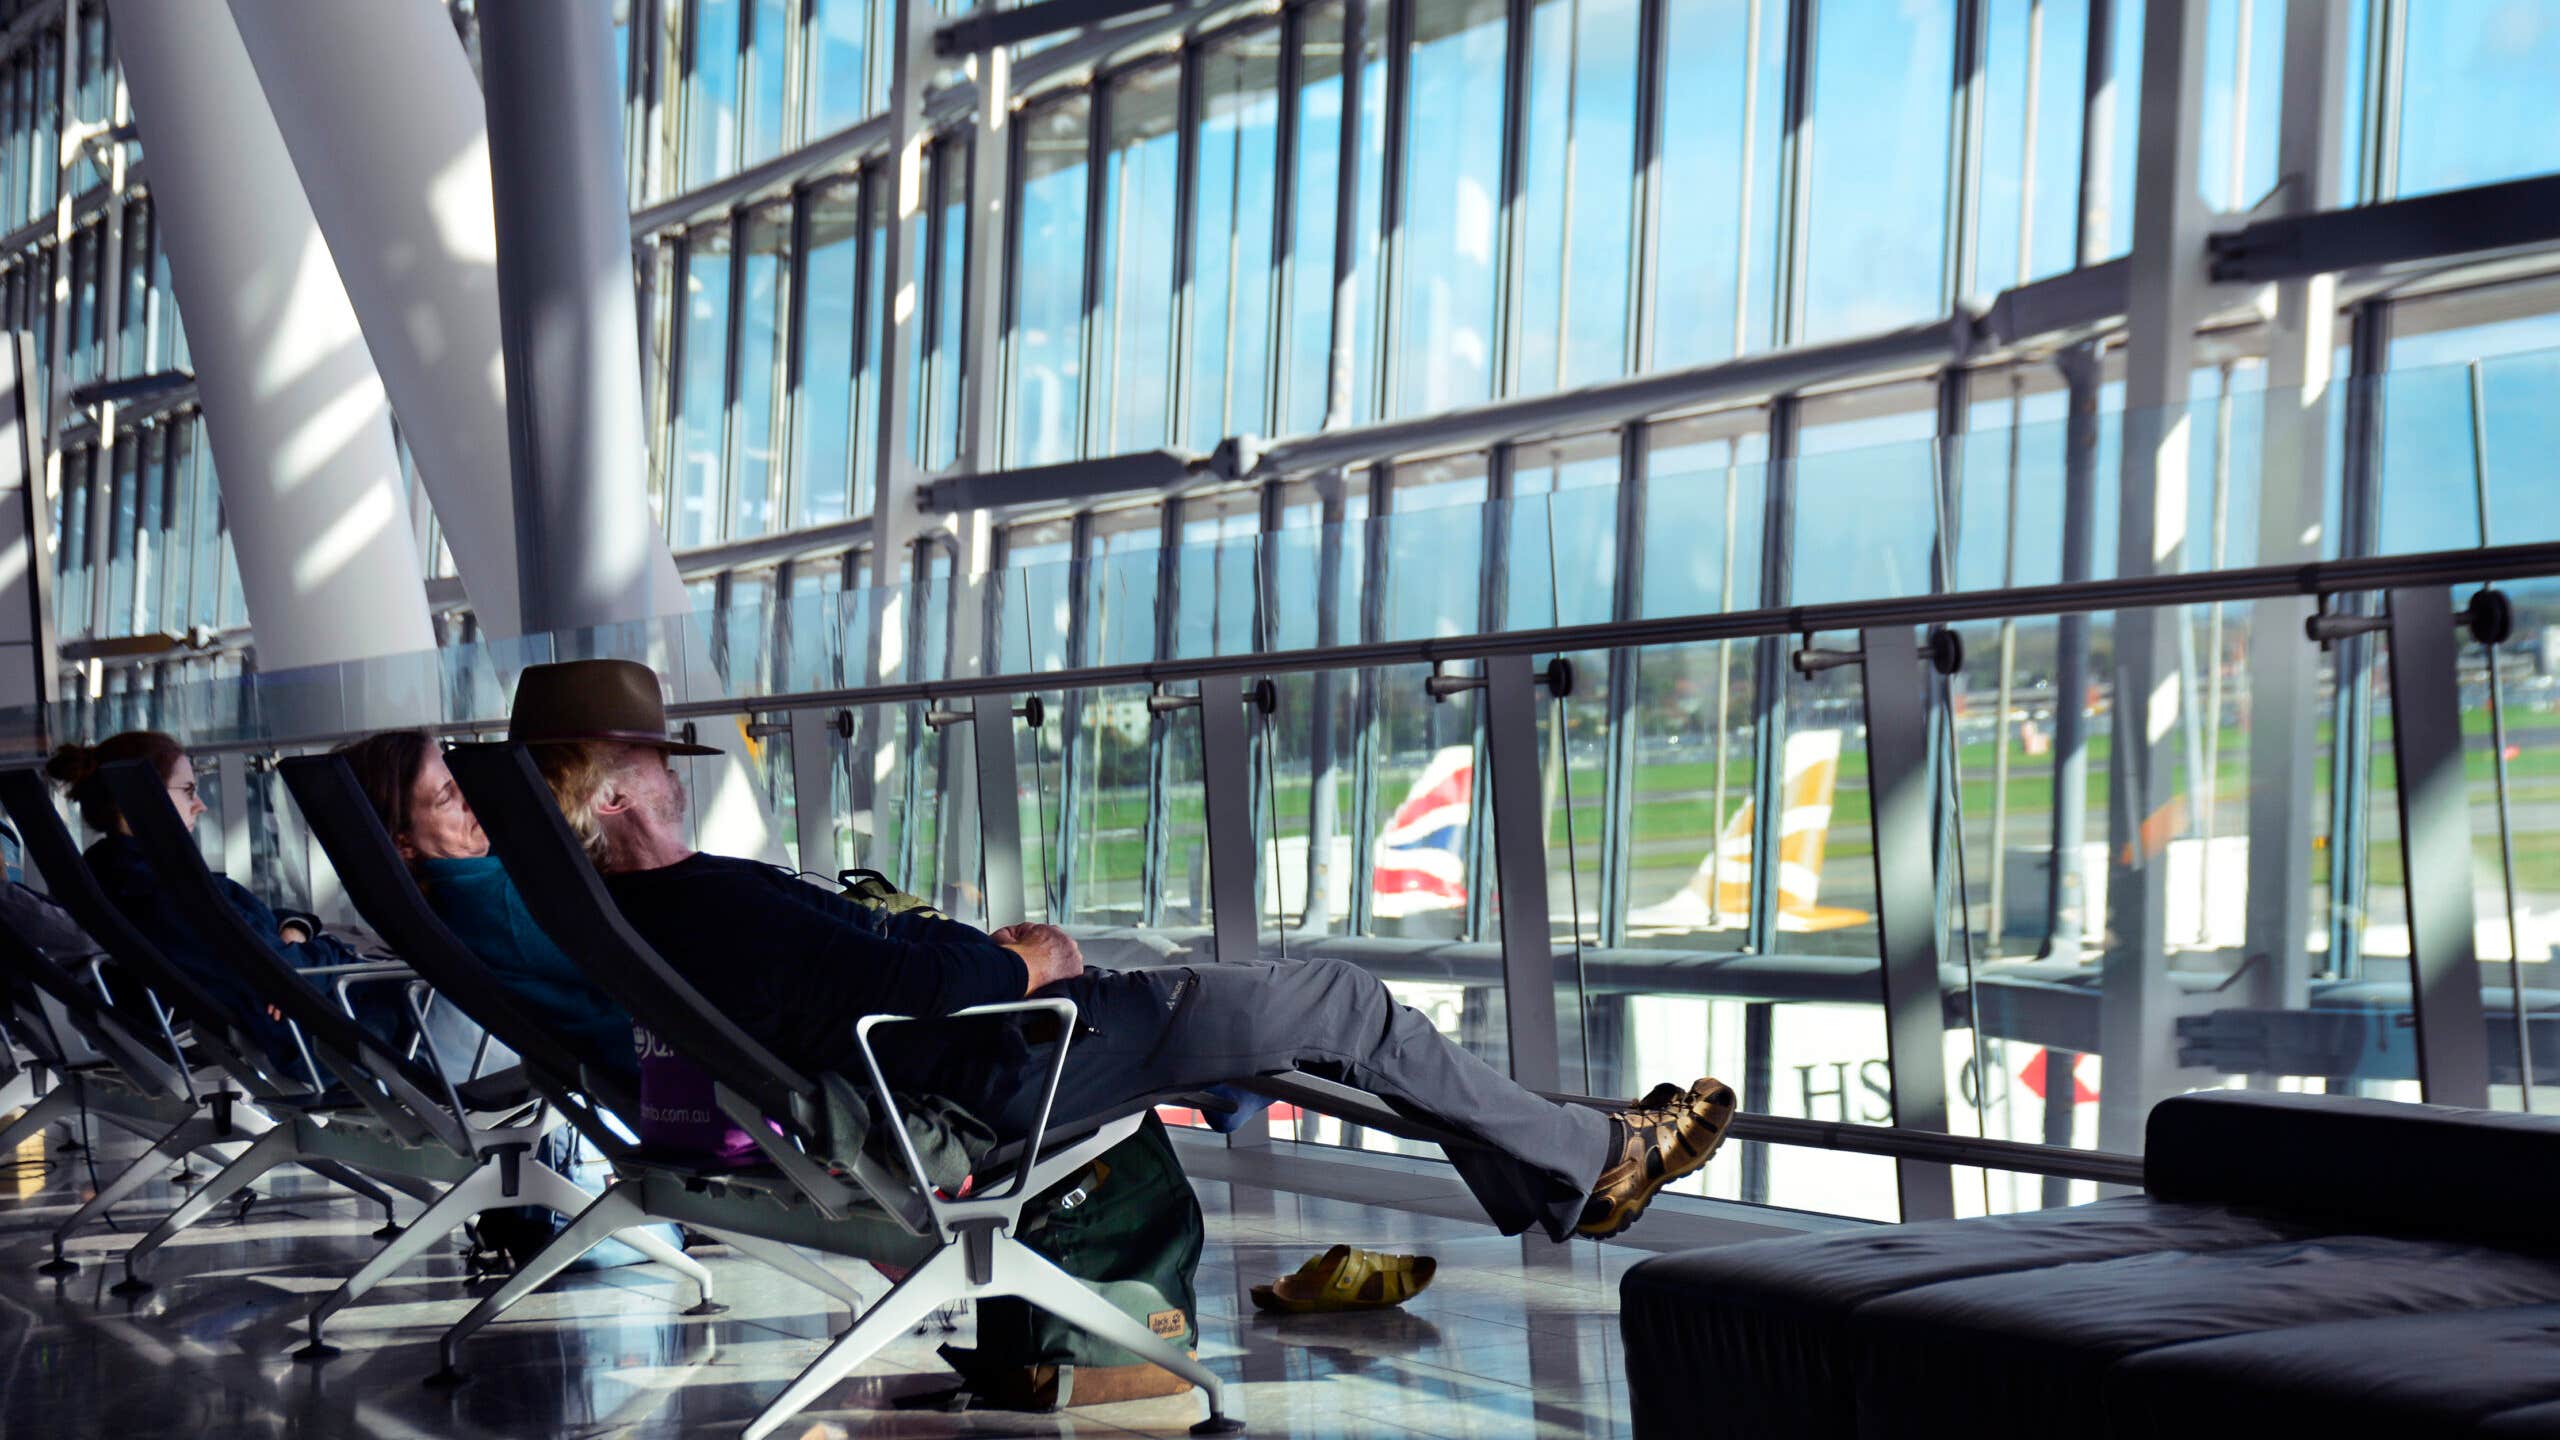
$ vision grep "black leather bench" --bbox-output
[1621,1091,2560,1438]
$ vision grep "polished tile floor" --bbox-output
[0,1119,1744,1439]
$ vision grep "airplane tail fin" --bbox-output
[1639,729,1850,931]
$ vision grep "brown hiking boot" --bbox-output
[1576,1077,1738,1239]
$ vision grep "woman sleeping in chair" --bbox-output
[49,731,414,1072]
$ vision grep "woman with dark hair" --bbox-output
[337,730,673,1271]
[334,731,635,1087]
[47,731,400,1068]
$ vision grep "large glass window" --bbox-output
[1086,502,1163,667]
[1278,3,1368,436]
[1187,29,1282,451]
[117,203,150,379]
[1791,381,1945,606]
[71,6,104,194]
[671,223,733,548]
[2394,0,2560,200]
[683,0,743,187]
[1504,431,1619,628]
[743,0,790,165]
[1394,0,1507,416]
[2196,0,2285,216]
[1380,450,1489,640]
[1091,64,1181,452]
[1973,0,2090,293]
[731,206,790,539]
[1173,491,1260,659]
[55,445,90,640]
[102,440,137,637]
[793,176,868,526]
[1516,0,1639,392]
[67,225,99,385]
[188,424,222,630]
[1653,0,1786,368]
[806,0,874,135]
[921,137,970,471]
[1802,0,1955,339]
[162,419,196,629]
[1009,99,1090,466]
[131,427,163,633]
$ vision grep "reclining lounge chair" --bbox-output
[0,766,416,1275]
[441,740,1249,1439]
[278,751,848,1343]
[0,884,267,1269]
[89,758,706,1351]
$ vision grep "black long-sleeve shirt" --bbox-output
[85,833,393,1069]
[604,854,1030,1110]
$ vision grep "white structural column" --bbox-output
[0,336,50,739]
[867,0,995,905]
[227,0,527,637]
[2097,0,2215,1156]
[477,0,689,637]
[935,17,1012,909]
[107,0,438,675]
[2242,0,2351,1015]
[470,0,782,865]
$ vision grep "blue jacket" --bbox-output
[415,855,639,1088]
[84,834,391,1076]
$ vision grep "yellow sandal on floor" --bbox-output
[1249,1244,1437,1314]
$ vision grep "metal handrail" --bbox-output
[1553,1096,2150,1190]
[98,535,2560,761]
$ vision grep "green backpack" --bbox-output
[940,1112,1207,1409]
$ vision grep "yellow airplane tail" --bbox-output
[1634,728,1862,933]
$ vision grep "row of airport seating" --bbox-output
[0,744,1315,1439]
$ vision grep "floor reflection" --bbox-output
[0,1122,1646,1438]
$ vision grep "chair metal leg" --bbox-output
[429,1182,654,1382]
[739,1246,971,1440]
[296,1162,509,1360]
[301,1159,406,1231]
[507,1163,721,1312]
[989,1235,1238,1433]
[0,1084,74,1155]
[110,1125,300,1294]
[702,1229,866,1317]
[43,1114,228,1273]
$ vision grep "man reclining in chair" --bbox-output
[515,658,1735,1242]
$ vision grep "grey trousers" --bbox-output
[997,956,1612,1241]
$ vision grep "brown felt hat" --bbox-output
[506,659,721,755]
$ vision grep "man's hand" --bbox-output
[994,923,1085,992]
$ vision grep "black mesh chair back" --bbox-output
[278,752,640,1124]
[0,906,163,1078]
[443,742,816,1131]
[99,760,457,1127]
[0,767,281,1089]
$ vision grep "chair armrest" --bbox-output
[852,997,1080,1231]
[329,965,427,1024]
[300,961,416,979]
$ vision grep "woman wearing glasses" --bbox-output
[47,731,411,1069]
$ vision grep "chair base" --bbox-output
[1192,1418,1249,1436]
[292,1340,343,1362]
[33,1257,77,1278]
[107,1275,152,1297]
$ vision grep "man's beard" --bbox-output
[653,767,688,828]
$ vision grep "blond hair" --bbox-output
[533,742,617,868]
